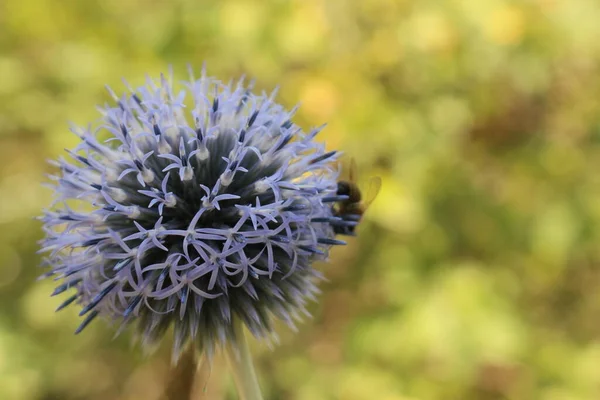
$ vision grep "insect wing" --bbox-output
[336,157,356,184]
[361,176,382,210]
[339,157,381,210]
[349,157,358,183]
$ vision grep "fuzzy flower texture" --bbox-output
[39,69,354,359]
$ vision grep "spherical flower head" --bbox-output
[39,68,350,359]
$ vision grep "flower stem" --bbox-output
[159,344,198,400]
[225,318,264,400]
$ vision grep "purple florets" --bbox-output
[39,68,350,358]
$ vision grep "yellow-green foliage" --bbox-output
[2,0,600,399]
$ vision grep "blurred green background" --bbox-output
[2,0,600,399]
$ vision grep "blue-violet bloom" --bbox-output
[39,68,351,359]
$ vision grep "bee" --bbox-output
[333,158,382,235]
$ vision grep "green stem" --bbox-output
[225,319,264,400]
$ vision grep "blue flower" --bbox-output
[39,68,352,359]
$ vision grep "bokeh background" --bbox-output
[2,0,600,399]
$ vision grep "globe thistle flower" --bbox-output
[39,67,352,360]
